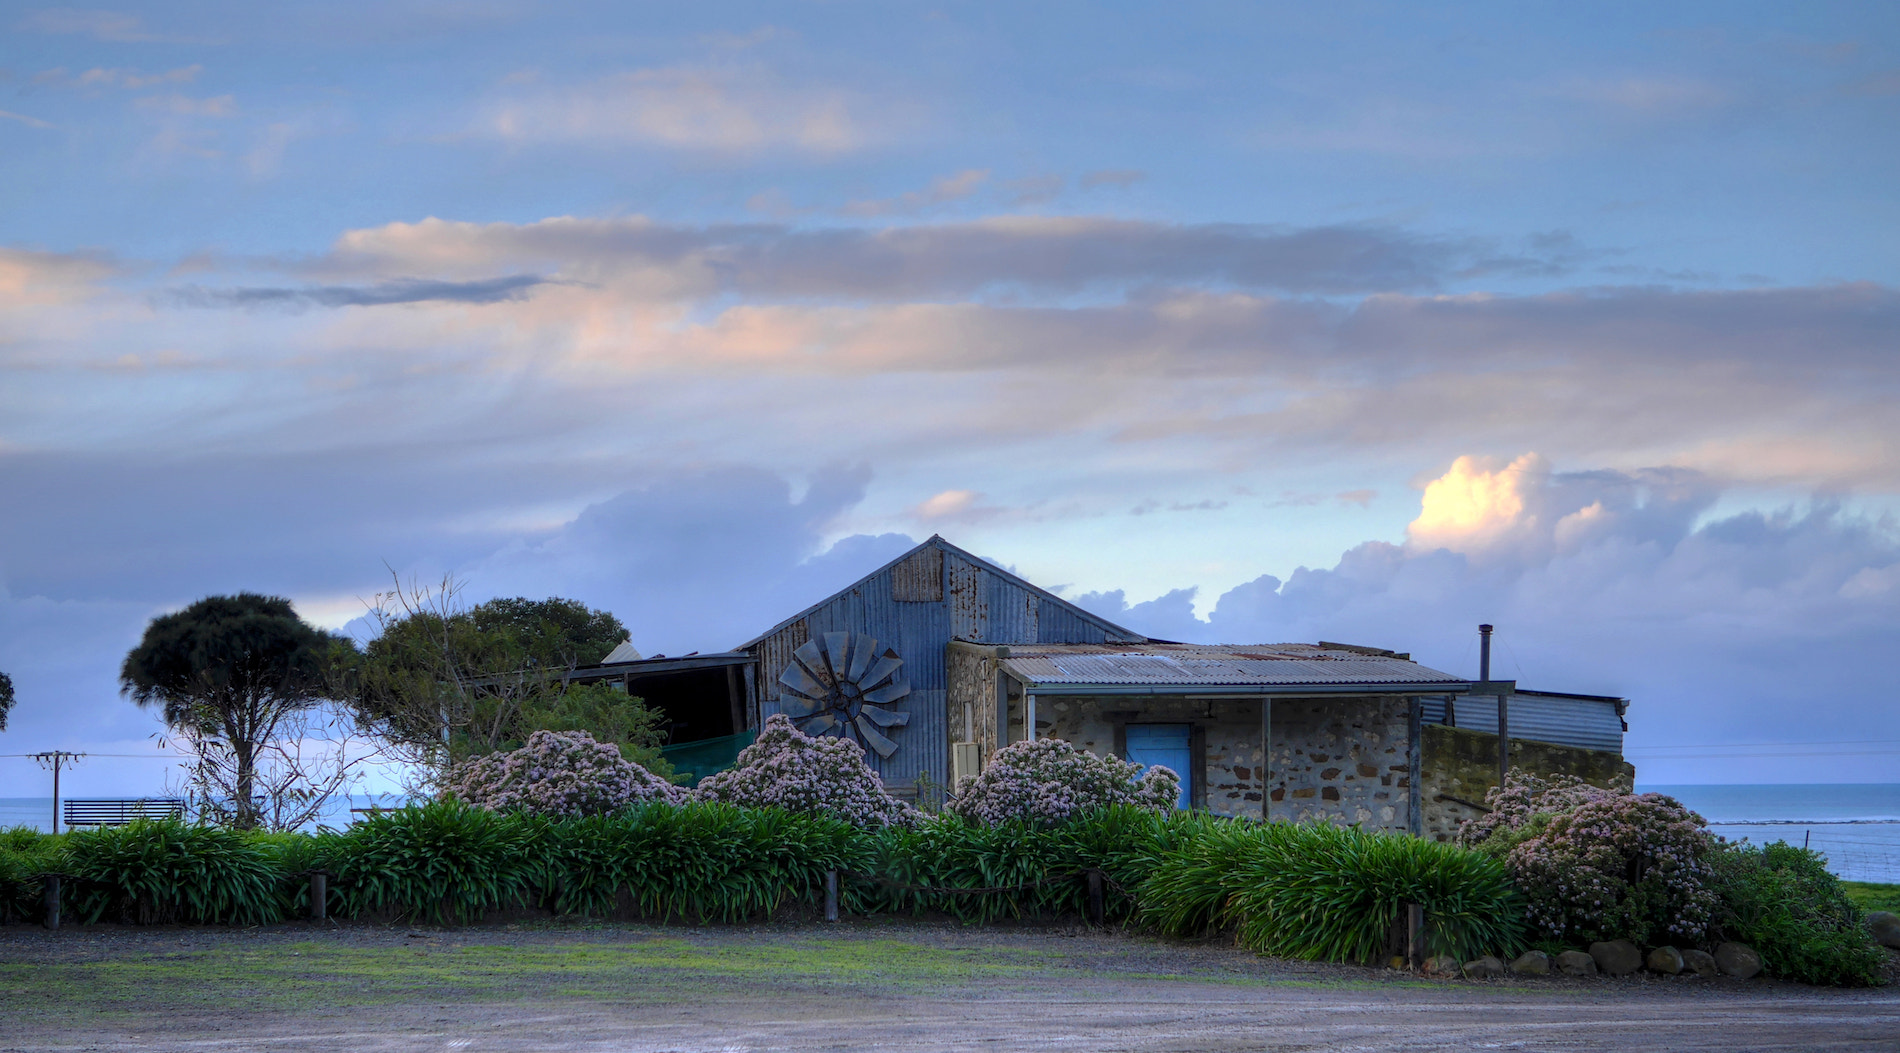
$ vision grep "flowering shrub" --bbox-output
[695,714,916,829]
[947,737,1180,826]
[446,729,686,817]
[1460,772,1718,946]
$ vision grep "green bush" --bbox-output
[1143,818,1525,964]
[61,819,282,925]
[1710,840,1884,988]
[545,801,867,922]
[0,826,62,921]
[318,800,543,924]
[860,806,1203,924]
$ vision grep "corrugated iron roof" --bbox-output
[999,643,1467,693]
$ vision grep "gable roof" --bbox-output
[736,534,1144,650]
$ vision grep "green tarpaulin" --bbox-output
[659,729,757,786]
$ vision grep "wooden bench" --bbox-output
[61,798,186,827]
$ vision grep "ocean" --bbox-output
[5,784,1897,883]
[1640,784,1900,884]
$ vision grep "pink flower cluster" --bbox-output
[946,737,1179,826]
[1460,772,1718,945]
[695,714,916,829]
[445,729,687,817]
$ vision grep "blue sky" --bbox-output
[2,1,1898,793]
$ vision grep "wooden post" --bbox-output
[1407,697,1423,836]
[43,875,60,930]
[1260,697,1271,822]
[1496,693,1511,793]
[1087,869,1104,926]
[824,869,839,922]
[1405,902,1423,968]
[309,872,328,921]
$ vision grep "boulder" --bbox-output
[1714,941,1763,979]
[1462,956,1505,980]
[1509,950,1550,976]
[1423,955,1462,979]
[1868,911,1900,950]
[1555,950,1598,977]
[1646,946,1684,975]
[1681,948,1719,978]
[1589,939,1643,977]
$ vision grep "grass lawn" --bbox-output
[1844,881,1900,914]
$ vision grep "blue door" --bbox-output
[1125,724,1192,810]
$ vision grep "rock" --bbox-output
[1389,955,1408,970]
[1868,911,1900,950]
[1423,955,1462,978]
[1681,948,1719,978]
[1589,939,1643,976]
[1509,950,1550,976]
[1714,941,1763,979]
[1555,949,1598,976]
[1646,946,1684,975]
[1462,955,1505,979]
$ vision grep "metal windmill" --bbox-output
[777,631,911,758]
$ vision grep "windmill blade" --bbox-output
[800,712,838,734]
[779,663,828,700]
[858,705,910,728]
[863,677,911,705]
[822,632,853,679]
[855,717,898,759]
[845,635,879,682]
[792,640,833,687]
[779,694,822,718]
[859,654,902,690]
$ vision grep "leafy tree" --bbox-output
[353,579,666,776]
[0,669,13,731]
[120,594,355,830]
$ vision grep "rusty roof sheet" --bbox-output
[998,643,1466,691]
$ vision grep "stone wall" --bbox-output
[1264,696,1412,833]
[1025,694,1412,830]
[1419,723,1636,842]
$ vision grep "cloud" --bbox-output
[1556,76,1733,114]
[135,94,236,118]
[33,65,201,90]
[317,214,1551,297]
[467,465,914,653]
[22,9,158,42]
[0,109,54,129]
[168,274,558,310]
[1078,169,1145,190]
[0,248,118,307]
[841,170,990,217]
[488,66,863,154]
[1075,454,1900,778]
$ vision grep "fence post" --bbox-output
[824,869,839,922]
[43,875,60,930]
[309,872,328,921]
[1405,902,1423,969]
[1087,869,1104,926]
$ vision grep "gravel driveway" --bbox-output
[3,920,1895,1051]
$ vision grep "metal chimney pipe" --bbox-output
[1480,624,1507,792]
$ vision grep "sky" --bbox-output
[2,1,1898,796]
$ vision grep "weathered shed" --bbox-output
[736,535,1145,795]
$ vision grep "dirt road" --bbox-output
[3,921,1895,1051]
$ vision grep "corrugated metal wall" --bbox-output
[748,539,1139,788]
[1444,693,1624,754]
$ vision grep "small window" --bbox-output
[1124,723,1192,810]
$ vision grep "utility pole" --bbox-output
[31,751,84,834]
